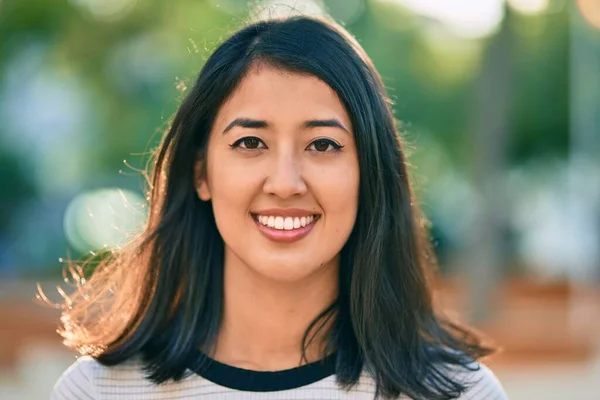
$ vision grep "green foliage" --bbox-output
[0,0,573,276]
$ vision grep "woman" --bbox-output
[51,15,507,400]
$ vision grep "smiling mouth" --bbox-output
[251,213,321,231]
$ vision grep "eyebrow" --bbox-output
[222,118,349,134]
[222,118,268,133]
[304,119,349,133]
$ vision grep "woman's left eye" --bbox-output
[307,139,343,152]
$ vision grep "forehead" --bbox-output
[214,64,352,128]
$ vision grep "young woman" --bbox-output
[51,15,507,400]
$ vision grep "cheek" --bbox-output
[314,162,360,221]
[210,167,245,200]
[206,155,259,224]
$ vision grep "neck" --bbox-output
[213,251,339,371]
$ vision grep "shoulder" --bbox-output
[51,355,147,400]
[453,362,508,400]
[51,356,102,400]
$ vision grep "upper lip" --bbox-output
[251,208,319,218]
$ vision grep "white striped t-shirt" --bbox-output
[51,354,508,399]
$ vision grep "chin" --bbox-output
[248,257,328,284]
[255,264,316,283]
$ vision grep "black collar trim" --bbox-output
[189,352,337,392]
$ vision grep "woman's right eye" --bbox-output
[229,137,266,150]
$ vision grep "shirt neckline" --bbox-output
[188,351,337,392]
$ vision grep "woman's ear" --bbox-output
[194,160,211,201]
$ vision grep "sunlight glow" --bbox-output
[387,0,504,38]
[254,0,326,20]
[507,0,549,15]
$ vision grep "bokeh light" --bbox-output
[507,0,549,15]
[508,158,600,280]
[0,43,92,196]
[387,0,505,38]
[105,31,182,99]
[254,0,326,20]
[2,1,599,398]
[578,0,600,30]
[63,188,146,253]
[69,0,138,22]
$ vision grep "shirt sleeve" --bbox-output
[50,356,101,400]
[459,363,508,400]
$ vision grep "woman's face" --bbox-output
[197,65,359,283]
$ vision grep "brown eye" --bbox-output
[308,138,343,152]
[230,136,266,150]
[313,140,330,152]
[243,138,260,149]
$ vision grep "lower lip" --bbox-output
[252,215,318,243]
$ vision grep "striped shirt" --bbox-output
[51,353,508,399]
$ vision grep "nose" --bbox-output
[263,152,308,199]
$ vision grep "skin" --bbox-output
[195,64,360,370]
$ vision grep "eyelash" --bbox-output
[229,137,344,153]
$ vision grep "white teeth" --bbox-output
[274,216,284,229]
[284,217,294,230]
[256,214,317,230]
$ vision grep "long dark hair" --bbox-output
[55,15,493,400]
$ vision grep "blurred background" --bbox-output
[1,0,599,398]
